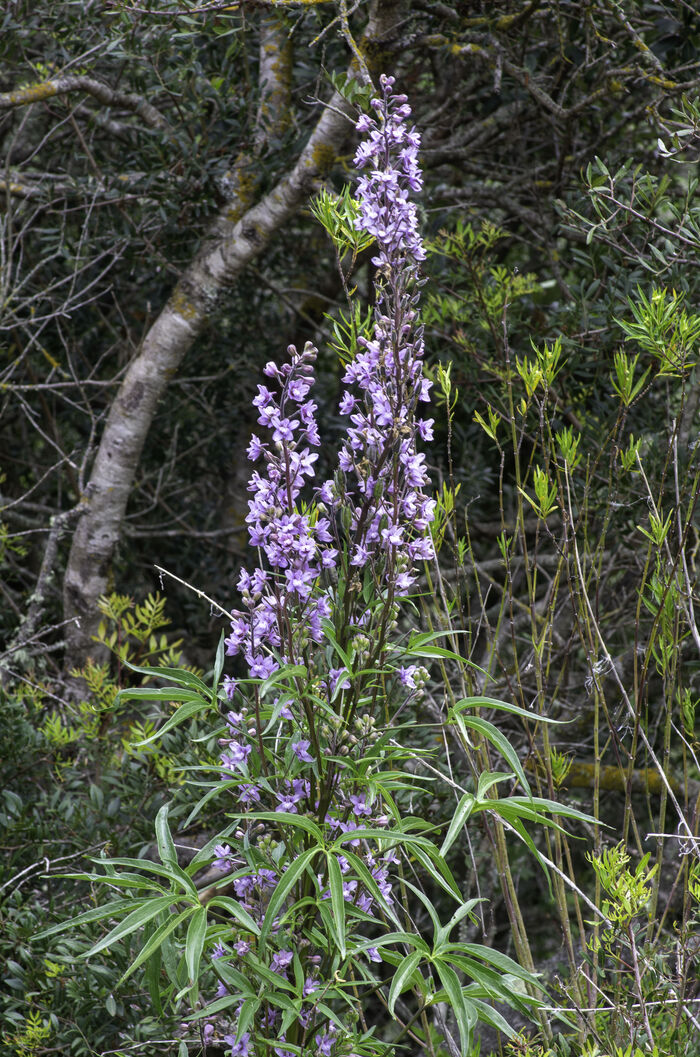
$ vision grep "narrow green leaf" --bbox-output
[155,803,177,867]
[435,899,483,949]
[117,906,196,986]
[36,898,145,940]
[237,996,261,1038]
[234,810,324,844]
[118,687,203,702]
[185,906,207,985]
[435,959,475,1055]
[439,792,476,857]
[120,660,210,693]
[477,771,515,801]
[456,942,539,986]
[455,714,531,796]
[410,844,462,901]
[341,850,400,927]
[353,932,430,956]
[213,629,225,687]
[131,697,209,746]
[454,695,565,724]
[206,896,260,935]
[326,852,346,957]
[83,895,176,958]
[388,950,422,1016]
[259,848,317,951]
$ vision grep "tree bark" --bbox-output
[62,0,401,673]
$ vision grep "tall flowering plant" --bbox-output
[41,75,591,1057]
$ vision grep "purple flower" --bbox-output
[292,739,315,763]
[366,946,382,963]
[211,941,227,960]
[215,980,229,998]
[303,976,319,996]
[316,1034,334,1057]
[223,1032,251,1057]
[276,794,300,813]
[213,843,233,871]
[271,949,294,974]
[349,794,370,816]
[238,782,261,805]
[235,939,251,956]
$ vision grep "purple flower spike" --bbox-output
[224,340,337,685]
[324,74,435,593]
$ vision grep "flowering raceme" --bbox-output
[223,340,336,677]
[225,74,435,695]
[333,73,436,594]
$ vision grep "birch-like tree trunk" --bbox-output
[62,0,401,672]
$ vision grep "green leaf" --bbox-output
[213,629,225,687]
[453,713,531,796]
[410,843,462,901]
[117,687,204,702]
[435,959,475,1054]
[454,695,566,723]
[206,896,260,935]
[130,697,210,746]
[440,792,476,857]
[82,895,176,958]
[326,852,346,957]
[454,942,540,986]
[477,770,515,801]
[341,850,400,927]
[87,857,196,894]
[388,950,423,1015]
[353,932,430,956]
[235,810,324,844]
[155,803,177,867]
[463,994,517,1039]
[237,996,261,1038]
[259,848,317,951]
[36,898,146,940]
[185,906,207,986]
[434,899,483,948]
[120,660,210,693]
[118,906,196,986]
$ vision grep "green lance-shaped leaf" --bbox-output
[387,949,423,1016]
[259,847,318,951]
[128,696,211,746]
[434,959,477,1055]
[326,851,346,957]
[451,712,531,796]
[155,802,177,867]
[117,905,197,987]
[453,695,566,724]
[82,894,177,958]
[185,905,207,987]
[440,792,476,857]
[36,897,149,941]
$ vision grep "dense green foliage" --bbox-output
[2,1,700,1055]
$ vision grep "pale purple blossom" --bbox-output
[292,739,314,763]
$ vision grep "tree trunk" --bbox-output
[62,0,401,673]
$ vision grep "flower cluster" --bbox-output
[224,341,336,677]
[332,73,436,590]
